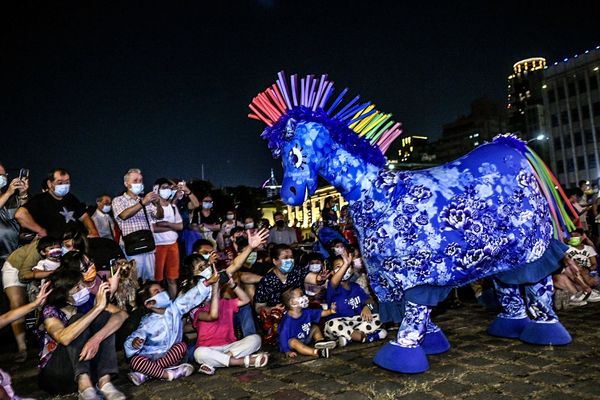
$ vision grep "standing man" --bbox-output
[91,194,116,240]
[112,168,163,282]
[15,168,98,239]
[267,212,297,246]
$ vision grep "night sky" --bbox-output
[2,1,598,203]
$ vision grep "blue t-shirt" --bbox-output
[278,308,322,352]
[326,281,368,318]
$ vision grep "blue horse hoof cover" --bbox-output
[487,316,531,339]
[422,330,451,355]
[519,321,572,345]
[373,342,429,373]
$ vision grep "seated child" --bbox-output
[561,229,600,305]
[191,264,267,374]
[302,253,328,306]
[324,254,387,347]
[124,264,219,386]
[24,237,62,301]
[278,288,337,358]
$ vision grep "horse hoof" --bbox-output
[487,316,530,338]
[373,342,429,373]
[422,329,451,355]
[519,321,572,345]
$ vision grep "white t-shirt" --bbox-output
[566,244,597,270]
[153,205,182,245]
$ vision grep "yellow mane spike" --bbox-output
[363,113,388,138]
[355,111,379,136]
[349,104,376,130]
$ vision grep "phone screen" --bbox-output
[19,168,29,180]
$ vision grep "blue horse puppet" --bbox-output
[249,72,576,373]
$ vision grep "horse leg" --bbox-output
[487,279,531,338]
[421,320,451,355]
[373,300,429,373]
[519,275,572,345]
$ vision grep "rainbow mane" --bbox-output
[248,72,403,168]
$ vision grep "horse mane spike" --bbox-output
[249,72,404,163]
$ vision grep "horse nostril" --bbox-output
[290,186,297,195]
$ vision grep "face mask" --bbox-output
[246,252,257,265]
[61,246,70,255]
[294,295,309,309]
[43,259,60,271]
[226,214,234,220]
[245,222,254,229]
[0,176,6,189]
[47,248,63,260]
[333,247,344,256]
[279,258,294,273]
[353,258,363,269]
[568,237,582,247]
[131,183,144,195]
[145,291,171,309]
[275,220,285,228]
[82,265,97,282]
[202,202,213,209]
[309,263,322,273]
[199,266,213,280]
[342,268,353,281]
[201,253,210,261]
[159,188,173,200]
[102,204,112,213]
[54,184,70,197]
[70,287,90,306]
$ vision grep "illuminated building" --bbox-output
[541,46,600,186]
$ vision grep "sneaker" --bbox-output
[127,372,149,386]
[165,363,194,381]
[78,387,100,400]
[366,329,388,343]
[337,336,348,347]
[585,289,600,303]
[569,292,588,307]
[314,340,337,350]
[317,348,330,358]
[98,382,126,400]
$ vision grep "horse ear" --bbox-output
[284,118,297,139]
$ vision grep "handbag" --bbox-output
[122,203,156,256]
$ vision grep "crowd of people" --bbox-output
[0,164,599,399]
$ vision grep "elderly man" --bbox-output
[112,168,163,281]
[15,168,98,239]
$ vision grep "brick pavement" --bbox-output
[2,303,599,400]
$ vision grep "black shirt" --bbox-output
[254,264,309,306]
[23,192,86,239]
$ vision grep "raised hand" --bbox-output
[35,281,53,307]
[94,282,110,310]
[248,228,269,249]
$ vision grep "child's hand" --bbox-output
[132,337,144,349]
[361,305,373,322]
[205,266,220,286]
[316,269,331,284]
[330,302,337,314]
[286,351,297,358]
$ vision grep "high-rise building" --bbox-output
[541,47,600,187]
[507,57,547,140]
[436,98,508,162]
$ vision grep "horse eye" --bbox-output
[290,146,304,168]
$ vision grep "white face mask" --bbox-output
[226,214,234,220]
[245,222,254,229]
[199,266,213,280]
[145,291,171,309]
[102,205,112,213]
[0,176,7,189]
[130,183,144,195]
[309,263,322,273]
[54,184,70,197]
[333,247,344,255]
[342,268,353,281]
[70,287,90,306]
[294,295,309,309]
[159,188,173,200]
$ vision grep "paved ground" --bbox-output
[2,302,599,400]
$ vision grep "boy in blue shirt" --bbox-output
[278,288,337,358]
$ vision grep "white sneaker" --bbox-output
[315,340,337,350]
[98,382,126,400]
[377,329,388,340]
[127,371,149,386]
[165,363,194,381]
[337,336,348,347]
[585,289,600,303]
[78,387,100,400]
[569,292,588,307]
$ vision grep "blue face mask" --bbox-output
[145,291,171,309]
[279,259,294,273]
[202,202,213,209]
[54,184,70,197]
[131,183,144,195]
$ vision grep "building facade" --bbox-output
[541,48,600,187]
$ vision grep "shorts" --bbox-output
[126,251,156,282]
[154,242,180,281]
[2,261,27,289]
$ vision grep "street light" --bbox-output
[527,134,546,144]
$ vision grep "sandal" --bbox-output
[14,350,27,363]
[198,363,215,375]
[244,352,269,368]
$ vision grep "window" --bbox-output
[577,156,585,168]
[556,160,564,172]
[568,82,576,96]
[567,159,575,172]
[564,135,572,148]
[593,102,600,117]
[585,130,595,143]
[571,108,579,121]
[551,114,559,127]
[587,152,597,167]
[574,131,582,146]
[558,86,566,100]
[579,79,587,93]
[561,111,569,123]
[590,77,599,90]
[548,89,556,103]
[582,106,590,119]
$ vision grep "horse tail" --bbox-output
[524,146,578,240]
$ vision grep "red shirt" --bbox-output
[192,298,238,347]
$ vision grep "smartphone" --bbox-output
[19,168,29,180]
[152,185,159,194]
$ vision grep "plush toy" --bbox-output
[249,72,577,373]
[111,258,139,311]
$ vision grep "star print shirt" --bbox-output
[22,192,86,239]
[278,308,322,352]
[326,281,369,318]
